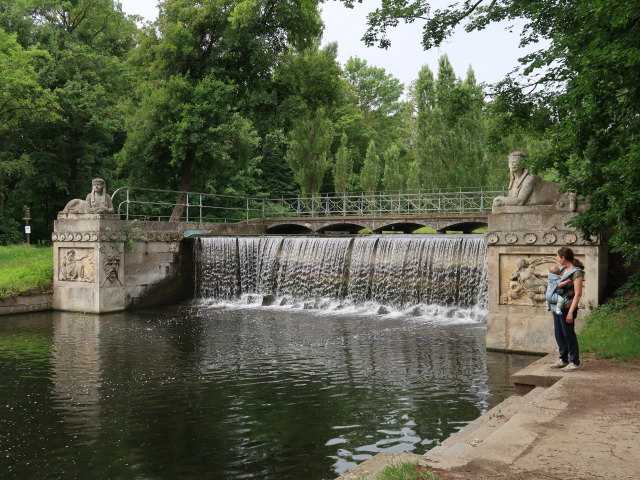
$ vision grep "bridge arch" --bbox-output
[266,223,314,235]
[372,222,428,234]
[438,221,488,234]
[317,223,367,234]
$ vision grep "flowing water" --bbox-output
[195,235,488,319]
[0,235,538,479]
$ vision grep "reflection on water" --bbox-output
[0,308,535,480]
[51,315,102,439]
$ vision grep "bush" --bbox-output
[0,213,24,245]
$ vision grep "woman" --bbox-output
[550,247,584,371]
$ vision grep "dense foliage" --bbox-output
[0,0,136,237]
[6,0,630,261]
[342,0,640,261]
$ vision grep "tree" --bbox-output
[117,75,259,221]
[341,0,640,262]
[273,43,344,127]
[360,140,381,195]
[0,31,58,208]
[0,0,137,236]
[119,0,323,219]
[382,143,405,193]
[339,56,407,167]
[265,42,344,196]
[412,56,485,189]
[343,57,404,115]
[333,133,353,196]
[286,109,334,196]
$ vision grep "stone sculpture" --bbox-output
[492,152,577,212]
[61,178,114,216]
[507,258,549,306]
[59,248,94,282]
[101,251,122,287]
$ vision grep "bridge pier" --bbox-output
[485,208,606,354]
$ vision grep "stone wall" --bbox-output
[0,293,53,316]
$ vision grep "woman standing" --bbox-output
[550,247,584,371]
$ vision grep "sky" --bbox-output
[118,0,536,91]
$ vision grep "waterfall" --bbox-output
[195,235,487,321]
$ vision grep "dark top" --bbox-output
[562,269,585,300]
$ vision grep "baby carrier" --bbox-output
[546,266,582,311]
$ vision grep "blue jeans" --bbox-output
[553,309,580,365]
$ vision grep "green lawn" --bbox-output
[0,245,53,299]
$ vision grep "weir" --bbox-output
[50,155,608,355]
[194,235,488,319]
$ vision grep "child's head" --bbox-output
[549,265,561,275]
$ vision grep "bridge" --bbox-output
[110,186,505,234]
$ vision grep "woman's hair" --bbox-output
[557,247,585,268]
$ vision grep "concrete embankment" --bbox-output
[339,354,640,480]
[0,293,53,316]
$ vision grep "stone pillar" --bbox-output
[53,218,126,313]
[485,209,607,354]
[52,218,189,313]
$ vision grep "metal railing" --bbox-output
[110,186,264,222]
[111,186,507,222]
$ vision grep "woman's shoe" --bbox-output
[561,362,579,371]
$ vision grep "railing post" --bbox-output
[186,193,189,222]
[199,194,203,222]
[262,198,266,218]
[125,187,129,220]
[246,197,249,220]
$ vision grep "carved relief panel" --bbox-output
[59,248,95,282]
[498,253,586,307]
[499,254,557,306]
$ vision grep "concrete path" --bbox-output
[338,354,640,480]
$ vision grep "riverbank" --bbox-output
[338,353,640,479]
[0,292,53,315]
[0,245,52,315]
[0,245,52,299]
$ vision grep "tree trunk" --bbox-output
[169,150,195,222]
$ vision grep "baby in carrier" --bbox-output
[546,265,576,314]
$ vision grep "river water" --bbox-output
[0,307,535,479]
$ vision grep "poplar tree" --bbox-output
[360,140,381,195]
[413,55,485,189]
[382,144,405,193]
[286,109,334,197]
[333,133,353,196]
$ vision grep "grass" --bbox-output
[578,276,640,362]
[0,245,53,299]
[374,462,438,480]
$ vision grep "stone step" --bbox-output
[430,387,544,454]
[469,384,568,464]
[422,387,548,469]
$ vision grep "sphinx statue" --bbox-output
[492,152,577,213]
[60,178,115,217]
